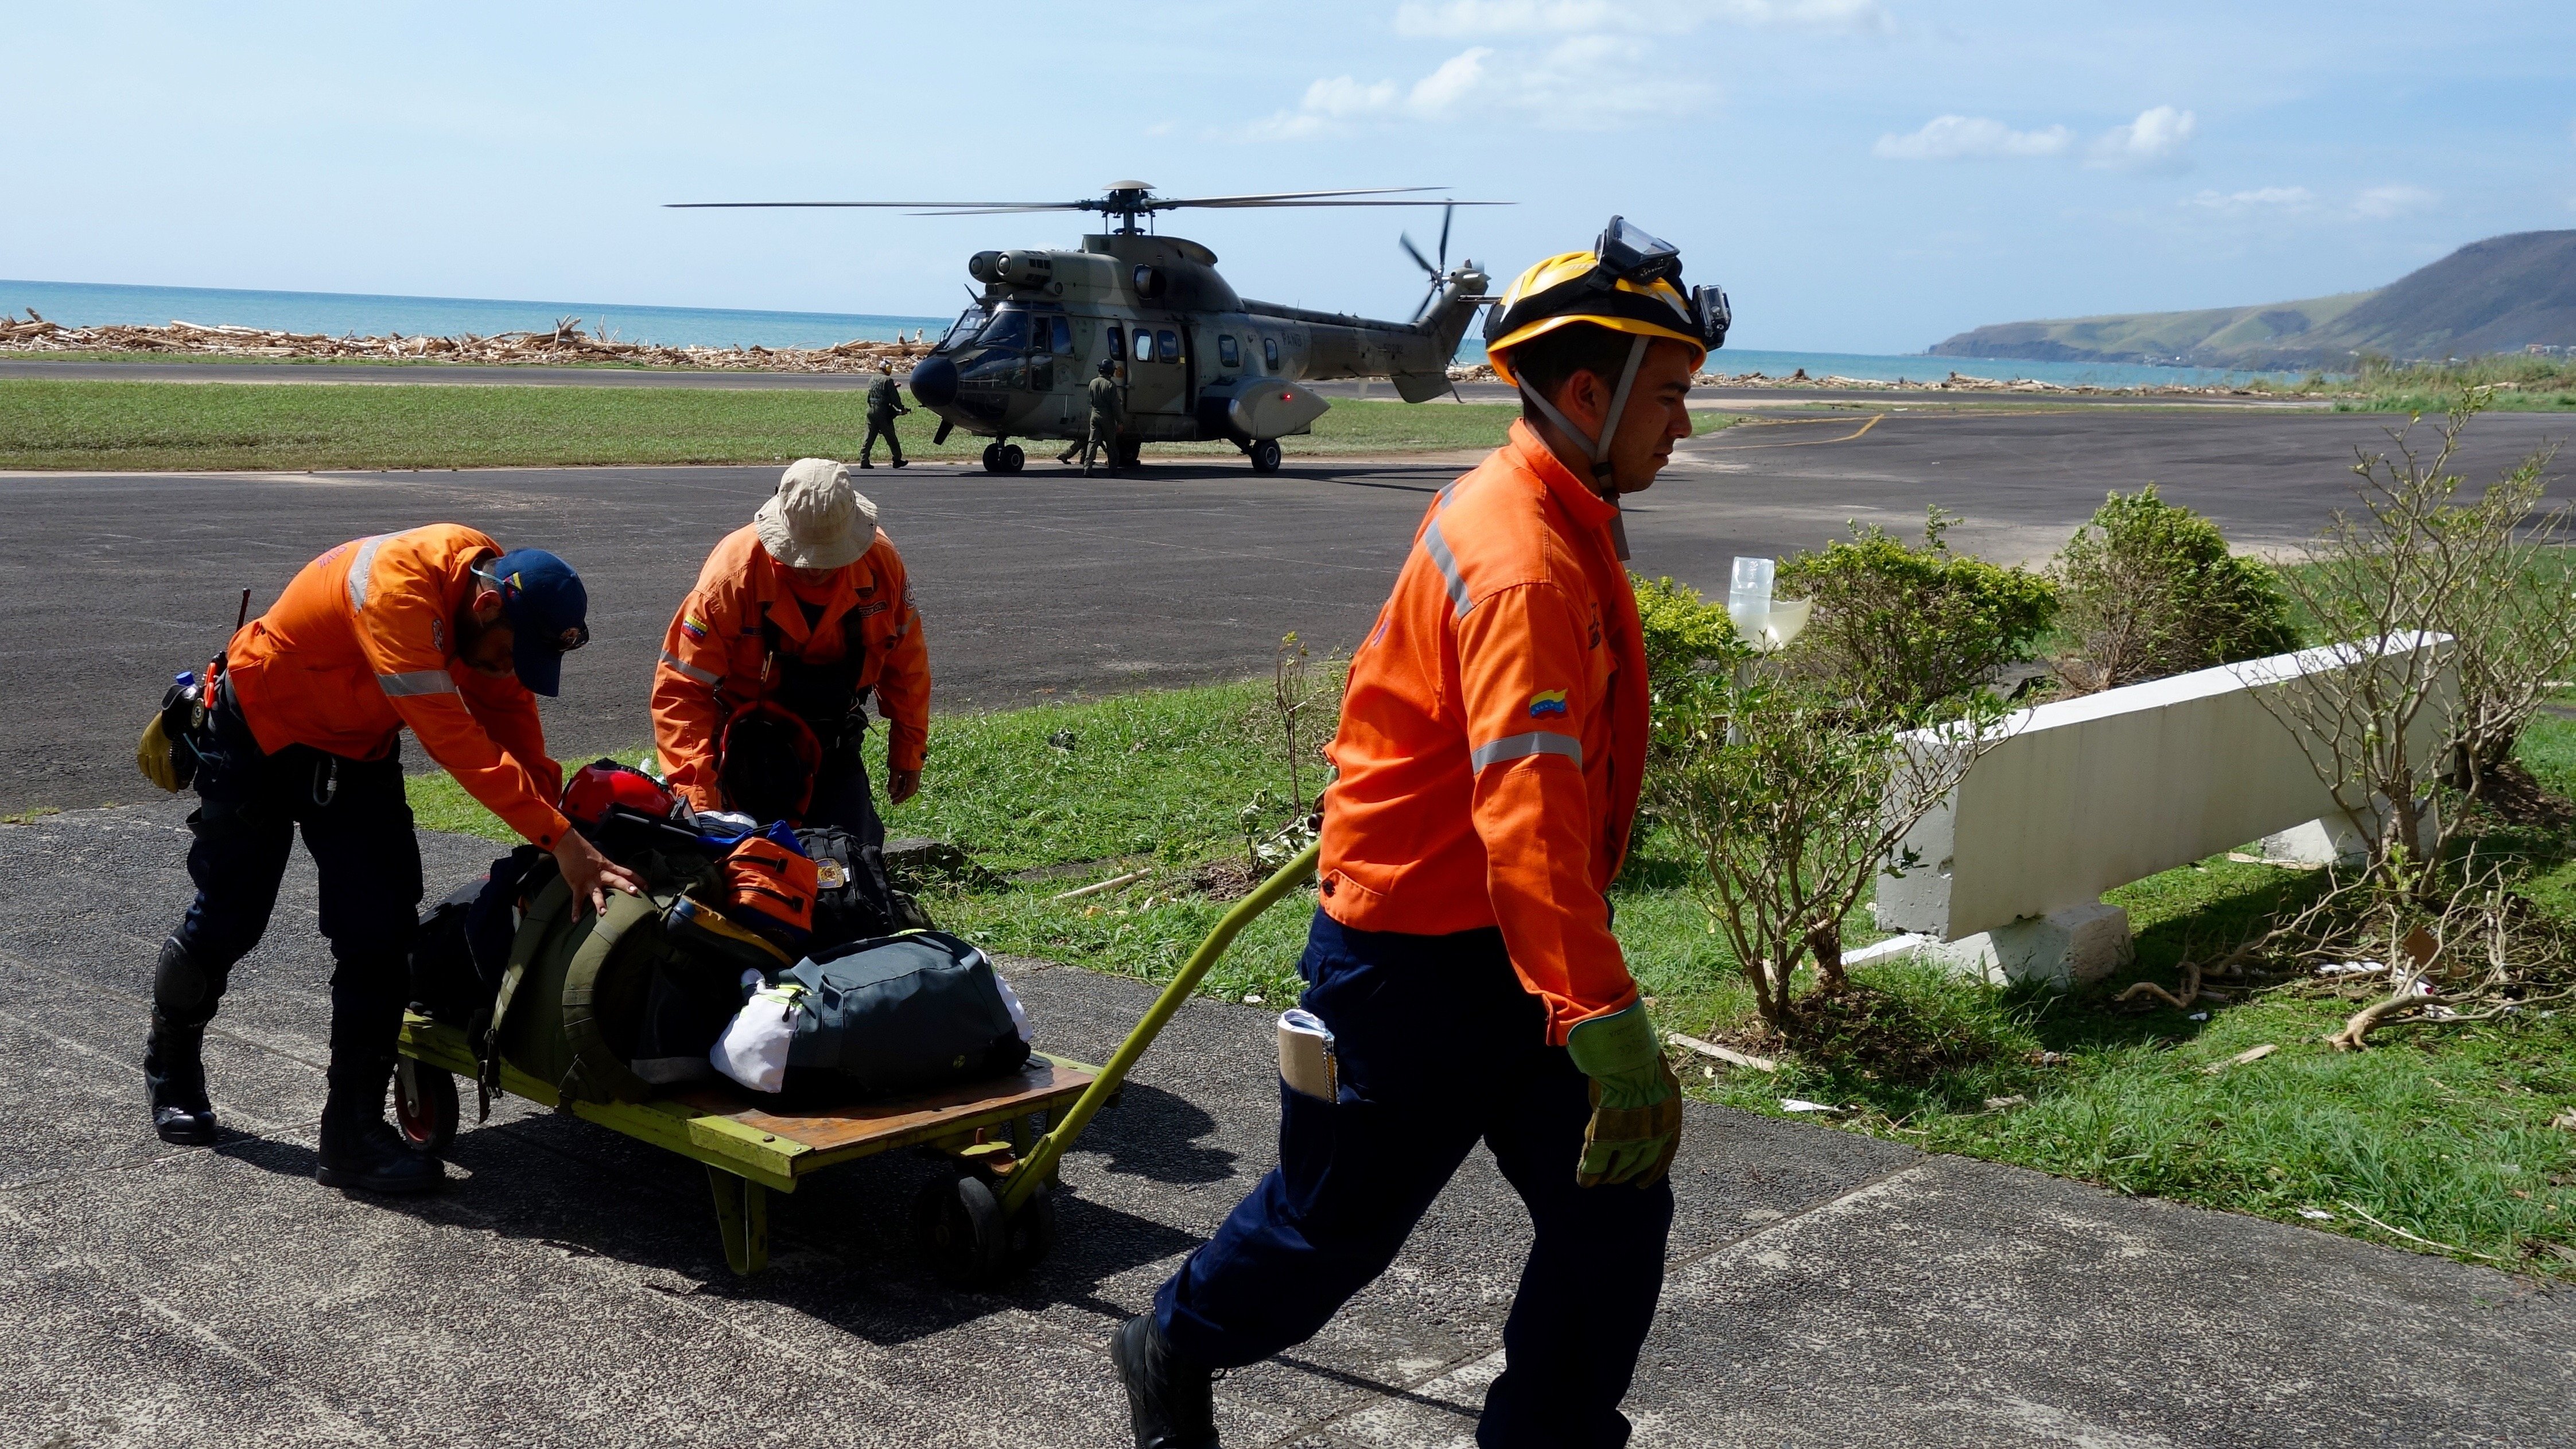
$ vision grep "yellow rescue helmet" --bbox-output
[1482,217,1730,387]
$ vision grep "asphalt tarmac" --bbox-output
[5,799,2570,1447]
[4,407,2566,814]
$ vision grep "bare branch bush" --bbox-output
[1240,633,1346,868]
[2259,392,2575,891]
[1645,669,2013,1034]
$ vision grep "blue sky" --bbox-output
[7,1,2571,352]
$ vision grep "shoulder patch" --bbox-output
[1528,690,1569,718]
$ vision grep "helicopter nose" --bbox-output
[907,355,959,409]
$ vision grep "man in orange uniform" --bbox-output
[651,458,929,850]
[145,527,640,1194]
[1117,220,1732,1449]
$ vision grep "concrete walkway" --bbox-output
[3,802,2571,1446]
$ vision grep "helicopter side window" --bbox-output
[1105,325,1124,360]
[1262,335,1280,371]
[1156,329,1180,363]
[1218,335,1240,369]
[1050,315,1073,355]
[1134,329,1154,363]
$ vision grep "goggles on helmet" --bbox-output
[1482,216,1731,356]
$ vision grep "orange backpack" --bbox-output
[717,834,818,944]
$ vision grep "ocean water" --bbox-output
[3,278,2310,386]
[0,279,947,350]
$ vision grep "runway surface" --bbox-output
[3,407,2565,813]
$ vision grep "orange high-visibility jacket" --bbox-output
[1319,422,1652,1044]
[650,523,931,811]
[225,526,570,849]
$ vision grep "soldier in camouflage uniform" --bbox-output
[860,362,909,469]
[1060,356,1124,475]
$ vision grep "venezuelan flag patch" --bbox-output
[681,613,709,641]
[1528,690,1569,718]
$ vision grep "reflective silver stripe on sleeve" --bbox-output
[376,669,457,697]
[658,650,721,686]
[344,534,388,612]
[1421,518,1475,617]
[1470,731,1583,771]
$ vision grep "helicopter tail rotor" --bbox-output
[1404,201,1459,322]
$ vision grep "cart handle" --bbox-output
[1000,840,1320,1214]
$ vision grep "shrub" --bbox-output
[1631,573,1749,695]
[1778,508,2057,722]
[2052,484,2299,692]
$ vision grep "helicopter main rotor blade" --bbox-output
[1147,186,1443,208]
[663,201,1071,209]
[1178,199,1510,209]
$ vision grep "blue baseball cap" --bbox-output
[483,549,589,697]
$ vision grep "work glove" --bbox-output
[1565,1001,1683,1189]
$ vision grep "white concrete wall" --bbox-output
[1875,634,2453,942]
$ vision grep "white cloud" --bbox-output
[2353,183,2438,219]
[1873,115,2072,161]
[1393,0,1890,37]
[2087,105,2197,170]
[2186,186,2315,211]
[1246,35,1701,137]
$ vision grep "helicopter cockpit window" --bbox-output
[973,308,1029,352]
[1134,329,1153,363]
[1262,336,1280,370]
[1048,315,1073,355]
[938,308,985,352]
[1218,335,1240,368]
[1156,329,1180,363]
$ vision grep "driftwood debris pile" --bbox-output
[1444,360,2283,398]
[0,310,930,374]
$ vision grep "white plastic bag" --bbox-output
[711,978,805,1093]
[994,973,1034,1044]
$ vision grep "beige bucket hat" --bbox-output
[755,458,878,570]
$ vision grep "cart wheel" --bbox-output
[392,1058,458,1156]
[1004,1181,1058,1275]
[1248,438,1282,474]
[913,1168,1007,1287]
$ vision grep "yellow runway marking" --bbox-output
[1698,413,1882,450]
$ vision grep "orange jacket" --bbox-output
[650,523,931,811]
[225,526,570,849]
[1319,422,1652,1044]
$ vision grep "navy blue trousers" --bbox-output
[162,689,423,1087]
[1155,911,1673,1449]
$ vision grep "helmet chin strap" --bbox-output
[1516,333,1648,561]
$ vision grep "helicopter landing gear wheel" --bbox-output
[998,444,1025,473]
[1248,438,1282,474]
[1115,438,1142,470]
[980,442,1002,472]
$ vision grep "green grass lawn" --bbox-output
[0,376,1532,472]
[406,681,2576,1275]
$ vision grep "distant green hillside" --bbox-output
[1933,230,2576,370]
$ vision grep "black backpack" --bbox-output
[778,931,1029,1102]
[797,826,933,952]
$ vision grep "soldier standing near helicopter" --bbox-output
[860,362,909,469]
[1060,355,1124,475]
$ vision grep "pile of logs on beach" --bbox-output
[0,311,930,374]
[1445,359,2284,398]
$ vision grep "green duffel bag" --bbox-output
[484,881,744,1106]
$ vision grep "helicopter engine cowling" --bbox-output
[908,353,960,409]
[967,251,1004,284]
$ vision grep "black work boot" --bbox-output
[316,1062,443,1195]
[143,1015,219,1145]
[1113,1312,1218,1448]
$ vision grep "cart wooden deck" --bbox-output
[395,1014,1098,1274]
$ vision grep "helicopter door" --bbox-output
[1029,313,1071,394]
[1126,323,1186,429]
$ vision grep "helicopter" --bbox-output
[669,183,1502,474]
